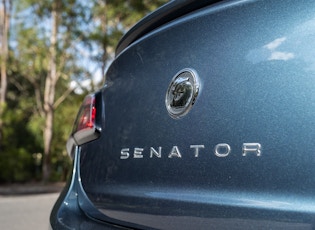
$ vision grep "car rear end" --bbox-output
[51,0,315,229]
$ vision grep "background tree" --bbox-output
[0,0,168,183]
[86,0,168,88]
[0,0,11,147]
[14,0,90,182]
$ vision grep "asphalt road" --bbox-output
[0,193,59,230]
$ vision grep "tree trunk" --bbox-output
[42,5,58,182]
[0,0,10,146]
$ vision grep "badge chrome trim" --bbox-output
[120,143,262,159]
[165,68,200,119]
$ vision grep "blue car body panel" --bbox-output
[51,0,315,229]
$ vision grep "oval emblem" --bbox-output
[165,68,200,119]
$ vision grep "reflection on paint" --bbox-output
[247,36,294,63]
[247,17,315,70]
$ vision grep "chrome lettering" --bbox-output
[214,143,231,157]
[134,148,144,158]
[242,143,262,156]
[168,146,182,158]
[190,145,205,157]
[120,148,130,159]
[120,143,262,159]
[150,147,162,158]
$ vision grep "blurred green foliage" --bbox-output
[0,0,167,183]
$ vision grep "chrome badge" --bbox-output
[165,68,200,119]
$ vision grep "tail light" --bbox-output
[67,93,102,157]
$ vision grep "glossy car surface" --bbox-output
[51,0,315,229]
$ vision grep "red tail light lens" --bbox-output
[75,95,96,132]
[67,93,102,157]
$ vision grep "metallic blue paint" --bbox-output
[51,0,315,229]
[50,148,127,229]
